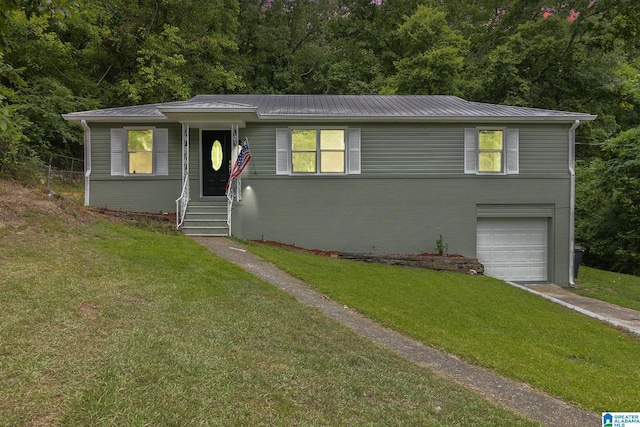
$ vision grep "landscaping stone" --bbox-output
[339,253,485,275]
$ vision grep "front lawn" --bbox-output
[0,213,537,426]
[573,266,640,311]
[246,241,640,413]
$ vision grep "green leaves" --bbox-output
[385,6,470,95]
[576,126,640,274]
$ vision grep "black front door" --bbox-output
[202,130,231,196]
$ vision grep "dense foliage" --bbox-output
[1,0,639,273]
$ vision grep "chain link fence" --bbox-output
[42,154,84,191]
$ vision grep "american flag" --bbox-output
[226,138,251,193]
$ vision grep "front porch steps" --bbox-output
[181,199,229,236]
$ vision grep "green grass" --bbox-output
[573,266,640,311]
[0,216,538,426]
[246,242,640,413]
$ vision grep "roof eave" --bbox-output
[62,114,169,124]
[257,114,598,123]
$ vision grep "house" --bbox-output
[63,95,596,286]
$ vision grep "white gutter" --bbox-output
[255,114,597,123]
[81,120,91,206]
[568,120,580,286]
[62,113,598,124]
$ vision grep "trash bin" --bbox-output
[574,246,584,279]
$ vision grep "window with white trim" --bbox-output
[127,129,154,174]
[276,127,361,175]
[464,127,519,175]
[110,127,169,176]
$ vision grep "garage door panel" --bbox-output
[490,266,511,278]
[511,250,530,263]
[530,250,546,262]
[510,268,531,281]
[493,250,511,263]
[530,234,546,245]
[494,234,511,246]
[530,266,547,278]
[477,218,548,282]
[477,234,492,247]
[511,233,531,246]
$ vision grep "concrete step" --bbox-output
[183,219,227,227]
[182,201,229,236]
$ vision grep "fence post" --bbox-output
[46,164,52,191]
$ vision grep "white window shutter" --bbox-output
[110,128,125,176]
[154,128,169,176]
[464,128,477,174]
[276,128,290,175]
[347,128,361,175]
[506,128,519,174]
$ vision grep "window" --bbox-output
[478,130,504,173]
[110,127,169,176]
[291,129,346,174]
[127,129,153,174]
[277,128,360,175]
[464,128,519,175]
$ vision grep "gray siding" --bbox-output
[88,123,182,212]
[240,122,570,177]
[232,176,571,285]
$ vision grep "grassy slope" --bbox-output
[246,242,640,413]
[573,266,640,311]
[0,211,536,425]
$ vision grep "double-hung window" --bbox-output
[110,127,169,176]
[277,127,361,175]
[291,129,345,174]
[478,130,504,173]
[464,127,519,175]
[127,129,154,174]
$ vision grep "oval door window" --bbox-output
[211,140,223,171]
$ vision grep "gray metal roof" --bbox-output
[63,94,597,123]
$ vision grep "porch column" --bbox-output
[231,123,241,201]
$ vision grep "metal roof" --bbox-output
[63,94,597,123]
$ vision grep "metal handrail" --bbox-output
[175,175,190,229]
[226,193,233,236]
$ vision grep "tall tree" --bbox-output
[386,5,469,95]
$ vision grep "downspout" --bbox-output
[81,120,91,206]
[568,120,580,286]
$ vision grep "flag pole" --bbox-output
[244,138,258,175]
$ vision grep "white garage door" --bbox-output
[477,218,548,282]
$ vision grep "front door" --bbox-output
[202,130,231,196]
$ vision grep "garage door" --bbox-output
[477,218,548,282]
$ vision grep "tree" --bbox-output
[386,5,469,95]
[576,127,640,275]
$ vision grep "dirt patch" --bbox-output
[0,179,176,234]
[0,180,98,228]
[93,207,176,223]
[78,302,100,320]
[26,413,56,427]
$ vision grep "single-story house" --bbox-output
[63,94,596,286]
